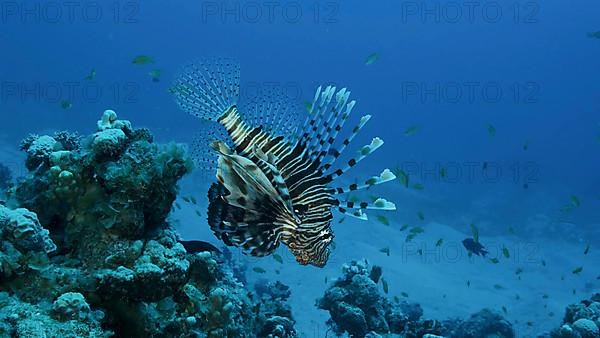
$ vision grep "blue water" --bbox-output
[2,0,600,335]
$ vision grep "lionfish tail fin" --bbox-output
[173,57,240,121]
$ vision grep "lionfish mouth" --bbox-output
[173,58,397,267]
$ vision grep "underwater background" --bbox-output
[1,0,600,337]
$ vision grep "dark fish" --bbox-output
[149,69,161,82]
[587,31,600,39]
[84,68,96,81]
[392,167,409,188]
[60,100,73,110]
[463,238,488,257]
[132,55,154,65]
[175,58,397,267]
[365,52,379,65]
[487,124,496,137]
[416,211,425,221]
[376,214,390,226]
[178,240,221,254]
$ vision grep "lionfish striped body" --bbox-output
[174,58,396,267]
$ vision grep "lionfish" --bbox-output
[173,58,397,267]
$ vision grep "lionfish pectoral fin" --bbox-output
[215,152,282,211]
[173,58,240,122]
[210,140,233,155]
[252,145,296,217]
[207,183,282,257]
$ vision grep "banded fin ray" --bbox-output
[337,207,368,220]
[321,112,368,171]
[335,198,397,211]
[329,169,397,194]
[306,88,350,159]
[173,58,240,120]
[324,137,385,183]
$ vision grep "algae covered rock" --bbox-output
[442,308,514,338]
[0,205,55,280]
[0,205,56,254]
[0,291,110,337]
[96,229,190,302]
[572,319,599,338]
[550,294,600,338]
[317,260,433,337]
[51,292,92,321]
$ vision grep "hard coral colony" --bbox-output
[0,110,297,337]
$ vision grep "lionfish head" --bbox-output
[287,197,336,267]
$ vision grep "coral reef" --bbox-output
[441,308,514,338]
[317,260,444,337]
[318,260,516,338]
[550,293,600,338]
[0,109,298,337]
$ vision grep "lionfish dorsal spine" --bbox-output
[321,110,367,171]
[335,198,397,211]
[324,137,385,182]
[338,207,368,220]
[301,86,336,143]
[329,169,397,194]
[307,88,351,160]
